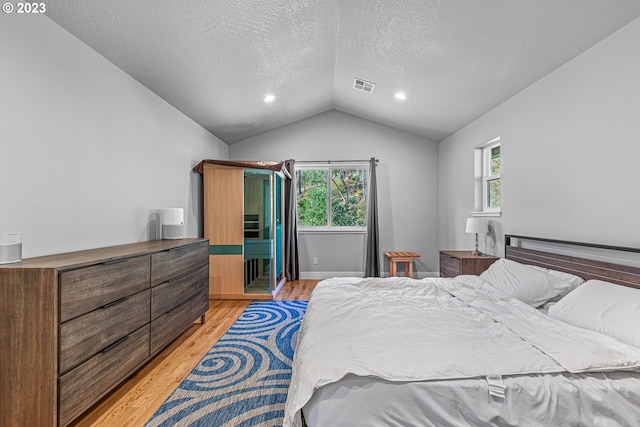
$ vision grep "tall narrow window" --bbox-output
[484,142,501,210]
[296,162,369,231]
[474,137,501,215]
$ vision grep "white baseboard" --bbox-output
[299,271,439,280]
[300,271,364,280]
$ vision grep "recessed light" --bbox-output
[394,92,407,101]
[263,94,276,103]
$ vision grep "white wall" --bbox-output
[0,14,228,258]
[439,17,640,256]
[230,110,439,278]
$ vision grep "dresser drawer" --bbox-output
[439,253,461,277]
[59,290,150,374]
[150,241,208,286]
[150,287,209,354]
[58,324,150,427]
[59,255,151,322]
[151,264,208,320]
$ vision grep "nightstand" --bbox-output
[439,251,499,277]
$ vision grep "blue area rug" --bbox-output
[146,300,308,427]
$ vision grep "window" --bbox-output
[296,163,369,231]
[483,142,501,210]
[474,137,501,215]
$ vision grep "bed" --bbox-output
[283,235,640,427]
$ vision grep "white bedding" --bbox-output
[283,276,640,427]
[303,371,640,427]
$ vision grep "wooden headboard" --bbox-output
[505,235,640,289]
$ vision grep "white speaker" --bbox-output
[161,208,184,240]
[0,232,22,264]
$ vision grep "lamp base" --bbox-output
[472,233,482,257]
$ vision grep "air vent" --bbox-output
[353,78,375,93]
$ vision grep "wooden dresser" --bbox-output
[0,238,209,427]
[439,250,499,277]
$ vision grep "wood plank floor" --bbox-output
[70,280,319,427]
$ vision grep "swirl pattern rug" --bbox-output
[146,300,307,427]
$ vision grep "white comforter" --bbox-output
[283,276,640,427]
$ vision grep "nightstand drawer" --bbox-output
[439,251,499,277]
[439,253,461,277]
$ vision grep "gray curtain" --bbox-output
[283,159,299,281]
[364,157,380,277]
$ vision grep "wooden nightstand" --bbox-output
[439,251,499,277]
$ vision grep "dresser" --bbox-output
[439,250,499,277]
[0,238,209,427]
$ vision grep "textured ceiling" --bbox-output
[45,1,640,144]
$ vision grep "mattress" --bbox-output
[284,276,640,427]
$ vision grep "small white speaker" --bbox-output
[161,208,184,240]
[0,232,22,264]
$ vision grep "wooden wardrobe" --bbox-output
[195,159,286,299]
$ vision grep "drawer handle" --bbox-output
[166,293,198,314]
[102,258,128,266]
[101,296,129,309]
[100,335,129,353]
[165,269,194,284]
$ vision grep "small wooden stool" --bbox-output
[384,251,420,278]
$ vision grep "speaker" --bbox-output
[161,208,184,240]
[0,232,22,264]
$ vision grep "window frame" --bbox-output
[473,137,502,217]
[295,161,369,233]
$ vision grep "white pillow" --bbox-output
[529,265,585,289]
[479,258,573,307]
[548,279,640,347]
[529,265,585,299]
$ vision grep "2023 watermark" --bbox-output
[3,2,46,13]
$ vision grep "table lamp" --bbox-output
[465,218,488,256]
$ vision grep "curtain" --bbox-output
[364,157,380,277]
[283,159,300,281]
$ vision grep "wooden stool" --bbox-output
[384,251,420,278]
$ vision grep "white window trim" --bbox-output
[482,139,501,213]
[296,161,369,232]
[299,227,367,234]
[472,137,502,217]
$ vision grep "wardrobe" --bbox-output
[195,160,286,299]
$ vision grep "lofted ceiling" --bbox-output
[45,1,640,144]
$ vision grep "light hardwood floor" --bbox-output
[70,280,319,427]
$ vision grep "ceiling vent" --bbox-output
[353,78,375,93]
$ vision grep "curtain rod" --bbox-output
[296,158,379,164]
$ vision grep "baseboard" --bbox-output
[300,271,364,280]
[299,271,439,280]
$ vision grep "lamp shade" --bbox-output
[465,217,488,234]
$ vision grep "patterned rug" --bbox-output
[146,300,308,427]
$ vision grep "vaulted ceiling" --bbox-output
[46,1,640,144]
